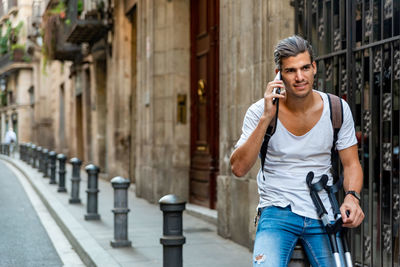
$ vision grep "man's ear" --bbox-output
[312,61,317,75]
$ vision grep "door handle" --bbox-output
[197,79,206,104]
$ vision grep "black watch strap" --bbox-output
[346,190,361,201]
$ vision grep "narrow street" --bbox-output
[0,160,81,266]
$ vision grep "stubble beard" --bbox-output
[287,83,313,99]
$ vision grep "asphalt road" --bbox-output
[0,160,63,267]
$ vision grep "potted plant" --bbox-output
[10,44,25,61]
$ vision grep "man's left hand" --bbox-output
[340,194,364,228]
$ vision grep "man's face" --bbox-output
[280,51,317,99]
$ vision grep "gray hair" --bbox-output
[274,35,315,70]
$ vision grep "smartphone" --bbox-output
[272,71,281,105]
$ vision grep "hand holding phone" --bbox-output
[272,71,281,105]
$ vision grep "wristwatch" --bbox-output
[345,191,361,202]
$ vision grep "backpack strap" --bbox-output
[327,93,343,181]
[259,101,279,181]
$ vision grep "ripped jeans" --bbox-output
[253,206,342,267]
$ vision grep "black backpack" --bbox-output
[259,93,343,181]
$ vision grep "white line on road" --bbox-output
[4,161,86,267]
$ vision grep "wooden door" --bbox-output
[76,94,84,160]
[190,0,219,209]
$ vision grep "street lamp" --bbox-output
[11,112,17,122]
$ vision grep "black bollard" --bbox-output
[26,143,33,165]
[49,151,57,184]
[32,144,37,168]
[25,143,30,163]
[110,176,131,248]
[24,143,28,162]
[28,143,34,165]
[38,147,43,172]
[85,164,100,220]
[22,143,26,161]
[23,143,28,162]
[57,154,67,192]
[25,143,29,162]
[35,146,42,168]
[42,149,49,178]
[69,157,82,204]
[40,147,46,173]
[159,194,186,267]
[19,143,23,160]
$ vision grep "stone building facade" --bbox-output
[218,0,294,248]
[0,0,36,144]
[29,0,295,250]
[134,0,192,205]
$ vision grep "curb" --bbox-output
[0,156,120,267]
[186,203,218,226]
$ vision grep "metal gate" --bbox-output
[294,0,400,266]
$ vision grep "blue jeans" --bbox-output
[253,206,341,267]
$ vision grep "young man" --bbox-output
[230,35,364,266]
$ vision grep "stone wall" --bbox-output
[90,57,108,172]
[104,0,134,179]
[218,0,294,248]
[32,59,73,155]
[15,69,33,143]
[135,0,191,203]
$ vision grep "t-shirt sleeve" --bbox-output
[336,99,358,150]
[234,103,262,149]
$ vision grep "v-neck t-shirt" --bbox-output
[235,90,357,220]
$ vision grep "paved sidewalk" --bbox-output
[1,155,252,267]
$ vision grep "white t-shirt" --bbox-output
[235,91,357,220]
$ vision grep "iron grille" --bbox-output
[295,0,400,266]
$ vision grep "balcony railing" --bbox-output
[0,48,30,74]
[43,14,81,61]
[0,50,24,64]
[65,0,110,44]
